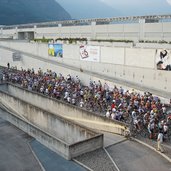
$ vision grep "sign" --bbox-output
[48,43,63,57]
[80,45,100,62]
[12,52,22,61]
[156,49,171,71]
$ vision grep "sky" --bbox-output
[100,0,171,7]
[55,0,171,19]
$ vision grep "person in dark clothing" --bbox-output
[7,63,10,69]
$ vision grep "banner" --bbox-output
[48,43,63,57]
[80,45,100,62]
[155,49,171,71]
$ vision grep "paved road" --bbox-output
[102,131,126,147]
[107,140,171,171]
[30,140,86,171]
[75,133,171,171]
[0,117,42,171]
[0,114,86,171]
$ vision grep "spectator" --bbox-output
[105,110,110,118]
[71,97,76,105]
[157,130,164,153]
[2,67,170,143]
[111,112,115,120]
[148,121,155,139]
[7,63,10,69]
[80,98,84,108]
[163,123,168,134]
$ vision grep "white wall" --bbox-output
[101,47,125,65]
[0,48,13,66]
[2,22,171,41]
[125,48,155,68]
[63,44,80,60]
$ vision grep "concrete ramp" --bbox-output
[0,83,103,160]
[2,83,129,136]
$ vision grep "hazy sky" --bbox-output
[100,0,171,7]
[56,0,171,19]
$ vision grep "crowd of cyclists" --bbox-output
[1,67,171,141]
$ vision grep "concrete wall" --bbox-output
[125,48,155,68]
[0,41,171,95]
[4,83,129,135]
[0,41,48,59]
[1,22,171,41]
[0,85,103,160]
[0,107,71,159]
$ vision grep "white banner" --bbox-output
[80,45,100,62]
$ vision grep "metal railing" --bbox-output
[1,14,171,30]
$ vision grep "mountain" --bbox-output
[56,0,171,19]
[0,0,71,25]
[55,0,121,19]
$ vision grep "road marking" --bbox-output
[103,147,120,171]
[72,159,94,171]
[27,140,46,171]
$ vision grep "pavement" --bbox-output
[75,132,171,171]
[106,140,171,171]
[0,117,42,171]
[135,135,171,161]
[30,140,86,171]
[102,131,126,147]
[0,116,86,171]
[75,147,117,171]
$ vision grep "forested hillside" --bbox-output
[0,0,71,25]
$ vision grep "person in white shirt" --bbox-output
[132,110,137,121]
[67,96,71,103]
[111,112,115,120]
[45,88,49,95]
[105,110,110,118]
[157,131,164,153]
[71,98,76,105]
[163,123,168,138]
[64,91,69,100]
[80,99,84,108]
